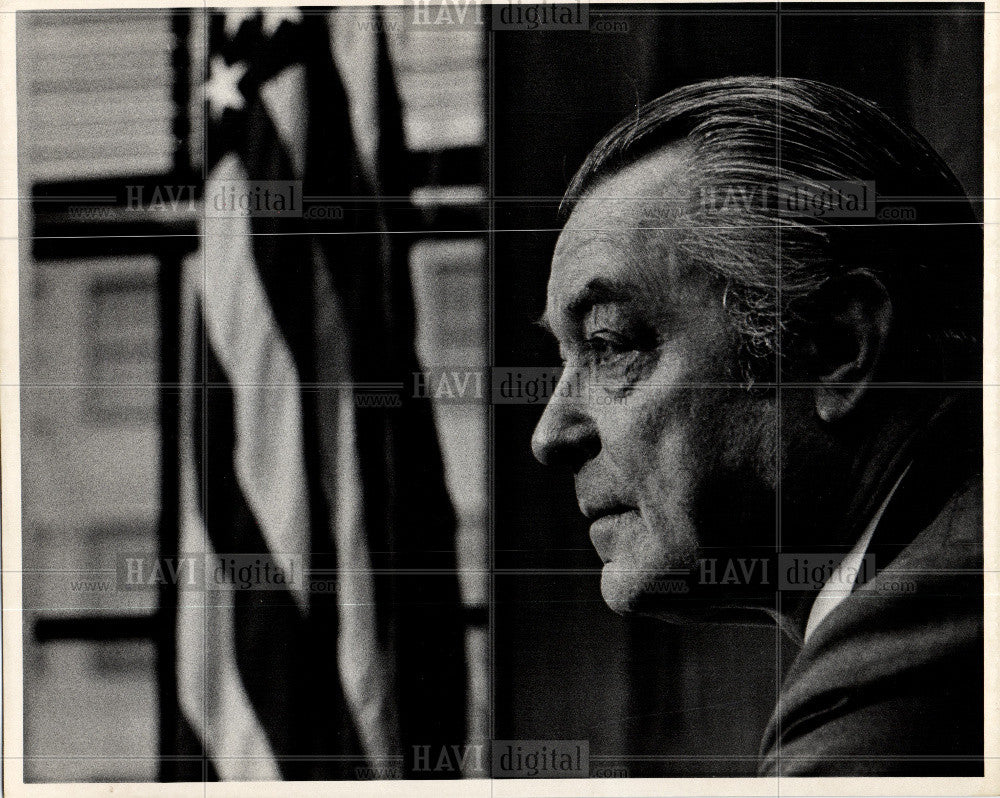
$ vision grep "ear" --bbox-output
[799,270,893,423]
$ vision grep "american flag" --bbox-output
[169,7,466,780]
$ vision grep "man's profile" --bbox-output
[531,76,982,776]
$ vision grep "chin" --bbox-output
[599,561,659,615]
[599,560,720,623]
[597,532,700,616]
[599,568,638,615]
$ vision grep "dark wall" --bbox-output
[491,3,983,776]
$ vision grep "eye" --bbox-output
[584,331,630,362]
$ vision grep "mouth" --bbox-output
[580,502,634,522]
[581,503,638,561]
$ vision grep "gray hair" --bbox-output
[562,76,981,383]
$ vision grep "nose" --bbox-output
[530,372,600,469]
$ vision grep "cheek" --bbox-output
[598,381,755,530]
[598,382,704,525]
[591,388,682,491]
[590,334,749,508]
[637,428,701,555]
[591,348,691,460]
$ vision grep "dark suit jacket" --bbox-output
[758,400,984,776]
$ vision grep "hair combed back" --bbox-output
[564,77,981,382]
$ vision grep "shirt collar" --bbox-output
[803,463,912,643]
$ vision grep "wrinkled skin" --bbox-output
[532,146,786,621]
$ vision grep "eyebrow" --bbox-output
[567,277,635,316]
[538,276,637,337]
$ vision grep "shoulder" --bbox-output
[759,476,983,776]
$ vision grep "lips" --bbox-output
[580,501,634,521]
[582,504,638,561]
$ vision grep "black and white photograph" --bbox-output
[2,0,995,792]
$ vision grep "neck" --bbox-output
[776,391,968,639]
[839,392,959,538]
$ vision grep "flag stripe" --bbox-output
[191,19,365,775]
[235,34,370,776]
[311,242,399,759]
[315,11,467,773]
[176,274,281,781]
[328,8,379,185]
[201,154,309,612]
[176,531,283,781]
[258,64,305,177]
[173,9,466,780]
[196,326,364,778]
[197,338,295,767]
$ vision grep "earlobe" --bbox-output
[810,270,893,423]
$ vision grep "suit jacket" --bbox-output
[758,399,983,776]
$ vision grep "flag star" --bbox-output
[204,56,248,120]
[223,8,259,38]
[261,8,302,36]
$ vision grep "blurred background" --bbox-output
[18,6,487,781]
[16,1,982,783]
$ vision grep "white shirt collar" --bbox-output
[803,464,911,643]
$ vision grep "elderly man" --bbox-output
[531,77,982,776]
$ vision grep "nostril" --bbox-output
[530,423,555,466]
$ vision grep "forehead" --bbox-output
[561,142,695,238]
[546,144,697,326]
